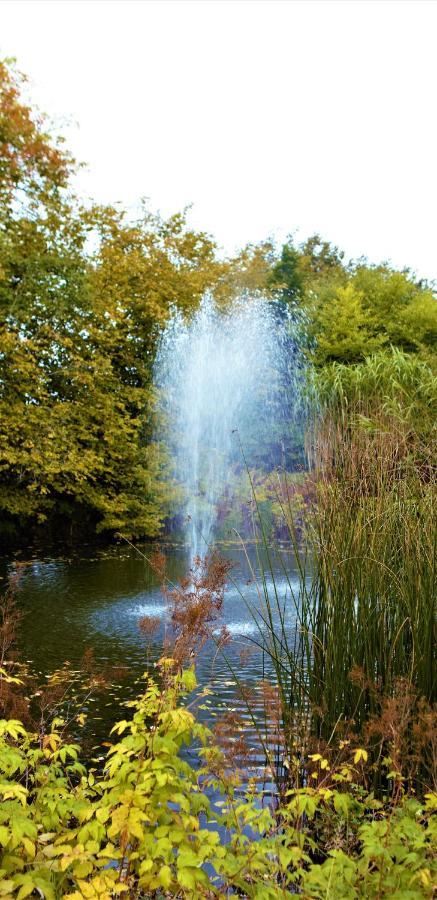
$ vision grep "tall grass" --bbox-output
[239,350,436,792]
[310,424,435,731]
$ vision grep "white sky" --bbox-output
[1,0,436,280]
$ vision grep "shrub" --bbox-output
[0,662,435,898]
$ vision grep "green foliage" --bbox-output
[0,665,435,898]
[236,342,436,803]
[304,264,437,368]
[315,346,436,408]
[269,233,436,368]
[307,355,436,732]
[353,266,437,359]
[0,200,209,540]
[301,796,437,898]
[0,59,224,542]
[307,282,386,364]
[1,55,436,546]
[269,234,346,305]
[268,240,304,303]
[313,348,437,467]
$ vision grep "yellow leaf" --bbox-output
[353,748,368,764]
[77,881,96,899]
[22,837,35,859]
[159,866,172,889]
[420,869,431,887]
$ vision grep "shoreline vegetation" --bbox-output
[0,58,436,897]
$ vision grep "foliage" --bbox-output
[0,58,74,208]
[0,662,435,899]
[0,59,225,543]
[311,348,437,486]
[1,56,436,545]
[235,347,436,804]
[1,51,436,899]
[269,234,436,368]
[268,234,346,304]
[307,355,436,736]
[306,281,386,364]
[314,346,436,412]
[305,265,437,367]
[268,240,304,303]
[219,240,277,299]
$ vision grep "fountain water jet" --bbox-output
[154,293,304,558]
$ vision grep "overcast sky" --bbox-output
[1,0,436,280]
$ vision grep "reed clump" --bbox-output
[244,350,436,796]
[309,352,435,729]
[310,433,433,697]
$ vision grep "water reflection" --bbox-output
[1,544,305,755]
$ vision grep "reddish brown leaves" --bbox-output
[164,552,232,667]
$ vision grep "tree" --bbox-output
[268,230,436,368]
[353,265,437,361]
[0,58,73,209]
[268,233,347,307]
[307,282,385,365]
[268,239,303,303]
[306,265,437,368]
[0,59,225,543]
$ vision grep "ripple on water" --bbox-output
[127,602,167,619]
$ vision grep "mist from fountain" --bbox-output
[154,293,304,559]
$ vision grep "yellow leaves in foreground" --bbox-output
[354,748,368,764]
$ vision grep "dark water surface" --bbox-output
[0,544,303,758]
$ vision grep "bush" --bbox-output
[0,663,435,898]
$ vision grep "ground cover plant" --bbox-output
[0,656,435,899]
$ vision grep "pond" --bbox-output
[0,543,305,762]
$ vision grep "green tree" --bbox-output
[271,231,436,368]
[268,234,346,305]
[307,282,384,365]
[0,59,224,543]
[308,266,437,368]
[353,265,437,361]
[268,239,302,303]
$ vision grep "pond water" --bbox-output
[1,544,305,762]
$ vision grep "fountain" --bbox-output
[154,292,304,558]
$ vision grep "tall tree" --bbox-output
[0,60,224,543]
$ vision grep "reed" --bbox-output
[309,448,436,732]
[238,350,436,792]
